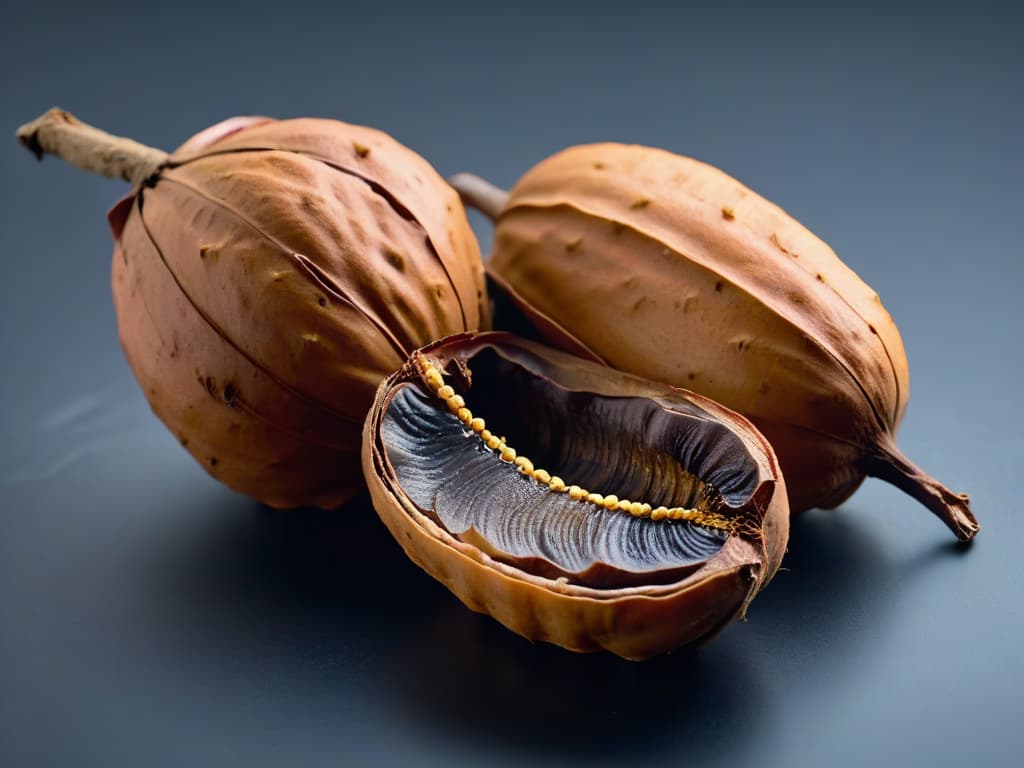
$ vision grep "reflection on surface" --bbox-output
[389,599,766,763]
[166,493,765,762]
[138,490,975,766]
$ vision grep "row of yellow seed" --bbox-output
[414,354,729,528]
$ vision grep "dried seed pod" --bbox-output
[451,146,978,541]
[17,109,489,508]
[363,332,789,659]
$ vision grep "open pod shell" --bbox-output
[362,333,788,659]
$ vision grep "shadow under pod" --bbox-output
[381,597,768,765]
[155,492,768,764]
[157,492,443,653]
[150,491,969,766]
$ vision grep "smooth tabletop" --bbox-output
[2,2,1021,766]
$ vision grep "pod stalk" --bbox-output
[448,172,509,221]
[16,108,169,188]
[861,437,979,542]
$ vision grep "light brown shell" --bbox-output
[482,143,975,540]
[362,333,789,660]
[110,116,489,508]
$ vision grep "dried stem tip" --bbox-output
[448,173,510,221]
[16,107,169,187]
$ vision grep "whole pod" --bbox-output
[451,144,977,541]
[363,332,789,659]
[18,109,489,508]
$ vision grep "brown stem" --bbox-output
[16,108,169,188]
[448,173,509,221]
[860,437,979,542]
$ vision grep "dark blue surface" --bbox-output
[2,2,1021,766]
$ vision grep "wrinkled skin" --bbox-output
[111,117,489,508]
[475,143,976,540]
[363,332,789,660]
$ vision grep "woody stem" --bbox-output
[448,173,509,221]
[16,108,168,188]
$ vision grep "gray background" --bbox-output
[2,1,1021,766]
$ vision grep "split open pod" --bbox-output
[363,333,788,659]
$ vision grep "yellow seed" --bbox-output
[439,378,703,526]
[428,374,686,519]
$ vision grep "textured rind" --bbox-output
[110,116,489,509]
[363,333,789,659]
[487,143,910,513]
[170,117,488,329]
